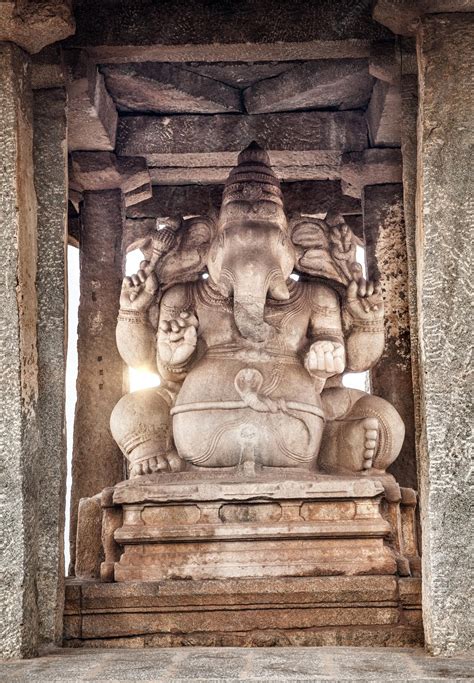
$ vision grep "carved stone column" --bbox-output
[0,1,74,662]
[0,40,40,660]
[68,152,151,571]
[416,13,473,656]
[33,85,68,647]
[362,184,417,490]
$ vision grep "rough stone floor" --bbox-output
[1,647,473,682]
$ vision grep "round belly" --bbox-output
[172,356,324,469]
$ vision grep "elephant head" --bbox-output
[207,142,296,343]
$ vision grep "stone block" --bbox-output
[65,51,117,152]
[340,149,402,197]
[0,0,75,54]
[108,473,396,582]
[69,152,151,207]
[244,59,374,113]
[116,111,368,168]
[102,62,242,114]
[367,80,402,147]
[75,495,104,580]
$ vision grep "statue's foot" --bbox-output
[130,449,185,477]
[341,416,380,471]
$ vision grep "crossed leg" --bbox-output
[318,387,405,475]
[110,387,185,477]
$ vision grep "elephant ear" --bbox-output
[290,215,363,292]
[126,215,216,289]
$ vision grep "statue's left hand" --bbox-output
[344,277,384,322]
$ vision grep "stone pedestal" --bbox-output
[92,471,421,583]
[69,470,422,648]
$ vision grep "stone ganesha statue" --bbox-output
[111,143,404,480]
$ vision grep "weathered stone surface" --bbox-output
[101,62,241,114]
[75,495,103,580]
[244,60,374,113]
[363,185,417,489]
[116,111,367,167]
[369,41,400,84]
[373,0,420,36]
[63,575,422,648]
[65,51,117,152]
[33,87,68,647]
[184,61,300,89]
[0,42,40,660]
[400,74,422,484]
[416,13,474,656]
[0,0,74,54]
[69,190,126,572]
[87,41,376,66]
[69,152,152,207]
[373,0,474,36]
[31,45,65,90]
[125,181,360,221]
[340,148,402,197]
[367,80,402,147]
[69,0,390,51]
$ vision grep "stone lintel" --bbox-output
[0,1,74,54]
[69,152,152,207]
[124,180,360,227]
[116,111,368,164]
[144,148,400,194]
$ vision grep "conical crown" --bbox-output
[222,141,283,208]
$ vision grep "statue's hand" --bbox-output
[305,340,345,377]
[120,260,158,312]
[158,311,199,367]
[344,277,384,322]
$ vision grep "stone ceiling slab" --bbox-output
[69,0,391,49]
[101,62,242,114]
[244,60,375,113]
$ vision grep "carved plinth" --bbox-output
[104,471,397,582]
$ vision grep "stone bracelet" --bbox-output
[117,309,149,324]
[349,319,384,333]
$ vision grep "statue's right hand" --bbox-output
[120,260,158,312]
[158,311,199,367]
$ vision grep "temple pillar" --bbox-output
[0,41,40,659]
[362,184,417,490]
[33,86,68,645]
[416,14,473,656]
[68,153,151,571]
